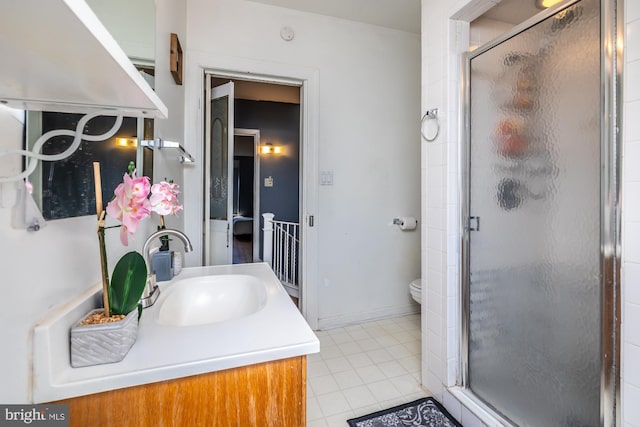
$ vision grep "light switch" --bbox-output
[320,171,333,186]
[264,176,274,187]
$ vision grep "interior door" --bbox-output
[204,79,234,265]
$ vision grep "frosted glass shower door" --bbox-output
[465,0,601,425]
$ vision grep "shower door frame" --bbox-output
[459,0,622,425]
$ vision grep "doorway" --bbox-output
[203,73,305,297]
[232,128,260,264]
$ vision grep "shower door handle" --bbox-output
[469,216,480,231]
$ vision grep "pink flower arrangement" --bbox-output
[150,181,183,216]
[106,171,182,245]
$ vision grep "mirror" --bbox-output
[23,0,157,221]
[25,113,154,220]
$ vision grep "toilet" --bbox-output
[409,278,422,304]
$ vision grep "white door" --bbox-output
[204,78,234,265]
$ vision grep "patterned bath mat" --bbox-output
[347,397,462,427]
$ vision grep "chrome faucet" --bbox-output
[140,229,194,308]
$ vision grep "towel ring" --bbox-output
[421,108,440,142]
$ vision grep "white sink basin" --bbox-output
[157,274,268,326]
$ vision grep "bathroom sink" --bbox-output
[157,275,268,326]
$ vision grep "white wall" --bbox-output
[182,0,422,328]
[421,0,640,425]
[0,1,186,403]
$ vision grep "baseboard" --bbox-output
[317,304,420,330]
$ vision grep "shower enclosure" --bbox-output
[462,0,621,425]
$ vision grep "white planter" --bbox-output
[70,309,138,368]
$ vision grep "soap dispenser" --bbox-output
[150,231,174,281]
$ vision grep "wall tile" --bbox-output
[625,222,640,263]
[428,288,442,316]
[447,326,458,356]
[447,358,458,386]
[626,61,640,102]
[427,184,445,209]
[429,330,442,357]
[427,142,445,167]
[447,296,458,326]
[625,302,640,346]
[427,268,443,297]
[427,249,444,273]
[426,371,443,400]
[625,142,640,182]
[443,388,462,421]
[428,227,444,251]
[624,343,640,386]
[426,207,445,230]
[427,308,442,337]
[624,382,640,425]
[625,101,640,142]
[427,352,443,381]
[628,20,640,63]
[626,263,640,305]
[627,0,640,24]
[626,182,640,221]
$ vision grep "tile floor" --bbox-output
[306,314,429,427]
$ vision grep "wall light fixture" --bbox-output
[116,137,137,148]
[261,143,282,154]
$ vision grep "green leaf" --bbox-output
[109,251,148,316]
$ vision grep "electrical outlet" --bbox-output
[264,176,274,187]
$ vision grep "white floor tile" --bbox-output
[346,328,371,341]
[367,379,403,403]
[375,334,401,347]
[398,355,421,373]
[330,332,354,345]
[355,365,387,384]
[307,314,424,427]
[333,370,364,389]
[307,419,329,427]
[356,338,382,352]
[393,330,417,343]
[387,343,414,360]
[325,356,353,374]
[343,385,378,409]
[325,410,355,427]
[352,403,382,418]
[377,360,408,378]
[345,352,374,369]
[310,374,340,395]
[388,374,425,395]
[316,391,352,416]
[319,334,336,347]
[403,340,421,355]
[339,341,363,356]
[308,360,330,378]
[307,396,324,421]
[319,344,343,360]
[367,348,395,364]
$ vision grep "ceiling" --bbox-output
[245,0,421,34]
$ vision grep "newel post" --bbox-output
[262,213,275,266]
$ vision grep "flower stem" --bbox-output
[97,211,111,317]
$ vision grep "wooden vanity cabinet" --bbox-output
[54,356,307,427]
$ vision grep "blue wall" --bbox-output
[234,99,300,258]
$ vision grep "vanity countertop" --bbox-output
[32,263,319,403]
